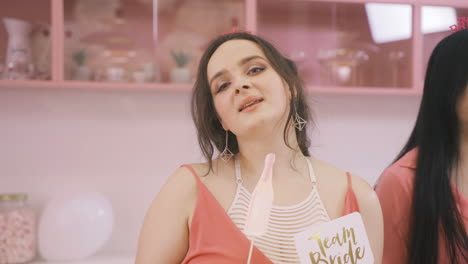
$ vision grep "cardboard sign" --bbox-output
[294,212,374,264]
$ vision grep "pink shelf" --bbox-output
[0,80,193,91]
[414,0,468,7]
[32,254,134,264]
[0,79,423,96]
[309,85,421,95]
[296,0,468,6]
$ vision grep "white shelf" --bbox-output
[32,254,134,264]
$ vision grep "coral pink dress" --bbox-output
[180,161,360,264]
[376,148,468,263]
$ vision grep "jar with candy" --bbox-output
[0,193,36,263]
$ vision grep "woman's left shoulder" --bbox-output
[346,171,384,262]
[350,172,382,213]
[348,172,380,205]
[309,157,380,210]
[308,157,383,261]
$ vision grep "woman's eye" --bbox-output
[217,82,230,93]
[248,66,265,75]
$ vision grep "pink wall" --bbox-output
[0,88,419,255]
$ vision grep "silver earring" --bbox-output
[220,130,234,162]
[294,113,307,131]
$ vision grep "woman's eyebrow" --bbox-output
[239,55,265,66]
[209,55,266,87]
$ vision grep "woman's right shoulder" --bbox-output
[164,162,211,193]
[135,163,211,263]
[145,162,212,224]
[377,148,418,191]
[375,149,419,210]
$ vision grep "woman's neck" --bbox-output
[235,126,307,182]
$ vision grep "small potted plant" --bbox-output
[72,49,91,81]
[170,50,191,83]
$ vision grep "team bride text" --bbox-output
[308,227,365,264]
[294,213,374,264]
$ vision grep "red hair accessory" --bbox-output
[449,17,468,33]
[218,27,252,38]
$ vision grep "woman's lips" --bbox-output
[240,100,263,113]
[239,97,264,112]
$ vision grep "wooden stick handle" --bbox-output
[247,239,254,264]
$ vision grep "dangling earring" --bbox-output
[294,112,307,131]
[220,130,234,162]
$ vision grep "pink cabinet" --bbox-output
[0,0,467,95]
[258,1,413,90]
[62,0,245,85]
[0,0,51,82]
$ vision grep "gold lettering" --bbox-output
[344,240,357,264]
[309,251,328,264]
[343,227,357,245]
[329,255,339,264]
[331,234,343,247]
[356,246,365,259]
[324,237,331,248]
[309,232,327,257]
[307,226,367,264]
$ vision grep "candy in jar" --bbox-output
[0,193,36,263]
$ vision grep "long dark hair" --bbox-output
[191,32,312,172]
[393,29,468,263]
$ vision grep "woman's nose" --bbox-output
[235,84,250,95]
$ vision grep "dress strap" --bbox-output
[304,157,317,184]
[181,164,202,184]
[346,172,352,190]
[342,172,361,215]
[234,157,243,184]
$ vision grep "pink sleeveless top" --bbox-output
[376,148,468,263]
[180,164,360,264]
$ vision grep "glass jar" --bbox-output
[0,193,36,263]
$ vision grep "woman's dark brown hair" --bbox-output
[191,32,312,172]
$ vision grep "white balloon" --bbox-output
[38,190,114,261]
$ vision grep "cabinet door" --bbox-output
[0,0,52,81]
[64,0,245,84]
[257,1,414,90]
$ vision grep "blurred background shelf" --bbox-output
[0,80,193,91]
[32,254,134,264]
[0,81,423,95]
[0,0,467,95]
[308,85,422,96]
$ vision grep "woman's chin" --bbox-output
[237,115,284,135]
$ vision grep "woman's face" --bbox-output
[207,39,291,137]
